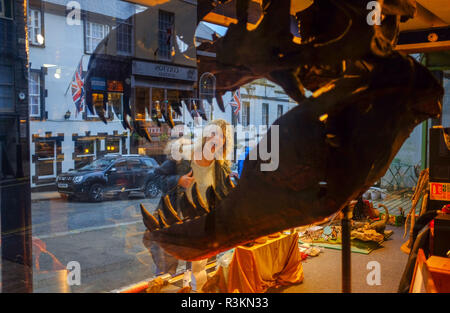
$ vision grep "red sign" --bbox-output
[430,182,450,201]
[107,80,124,92]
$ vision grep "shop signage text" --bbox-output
[133,61,197,82]
[91,77,106,91]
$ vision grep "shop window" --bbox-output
[262,103,269,126]
[29,70,41,117]
[28,8,43,46]
[0,62,13,112]
[108,93,123,120]
[105,138,120,154]
[277,104,283,118]
[158,10,174,60]
[0,0,12,19]
[88,93,107,118]
[167,89,181,120]
[135,87,149,120]
[85,21,110,54]
[74,139,96,169]
[35,140,56,178]
[199,73,216,104]
[116,19,133,55]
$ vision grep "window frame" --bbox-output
[35,140,57,179]
[84,20,110,54]
[0,0,13,20]
[116,18,133,56]
[0,61,14,113]
[242,101,250,127]
[158,10,174,61]
[262,103,269,126]
[28,7,44,46]
[277,104,284,118]
[29,70,41,118]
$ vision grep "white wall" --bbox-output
[29,10,130,187]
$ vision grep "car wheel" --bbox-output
[145,181,160,199]
[89,184,104,202]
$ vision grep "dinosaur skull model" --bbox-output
[85,0,443,261]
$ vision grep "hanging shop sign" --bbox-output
[91,77,106,91]
[132,61,197,82]
[430,182,450,201]
[107,80,124,92]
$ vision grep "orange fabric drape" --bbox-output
[222,233,303,293]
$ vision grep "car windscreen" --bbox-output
[79,158,115,171]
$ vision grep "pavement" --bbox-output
[28,194,164,292]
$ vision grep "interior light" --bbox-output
[37,34,45,45]
[54,68,61,79]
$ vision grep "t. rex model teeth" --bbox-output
[140,204,160,231]
[158,209,170,228]
[163,104,175,128]
[162,195,183,224]
[226,176,236,189]
[205,186,221,210]
[179,191,199,220]
[192,183,210,214]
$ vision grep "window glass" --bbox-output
[0,0,448,295]
[105,138,120,154]
[74,139,96,169]
[127,158,143,169]
[0,0,12,19]
[29,71,40,117]
[142,158,156,168]
[158,10,174,60]
[262,103,269,126]
[277,104,283,119]
[0,62,13,112]
[35,140,56,178]
[113,159,127,171]
[28,9,42,45]
[116,20,133,55]
[85,21,110,54]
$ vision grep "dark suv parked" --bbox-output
[56,154,161,202]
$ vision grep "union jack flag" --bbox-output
[71,59,85,116]
[230,89,241,116]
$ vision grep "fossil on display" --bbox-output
[86,0,443,261]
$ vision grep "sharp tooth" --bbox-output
[206,186,221,210]
[180,192,199,219]
[163,195,183,223]
[158,209,170,228]
[192,183,210,214]
[140,204,160,231]
[227,176,236,189]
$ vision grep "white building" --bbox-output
[28,0,200,189]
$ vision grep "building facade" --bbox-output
[28,0,198,189]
